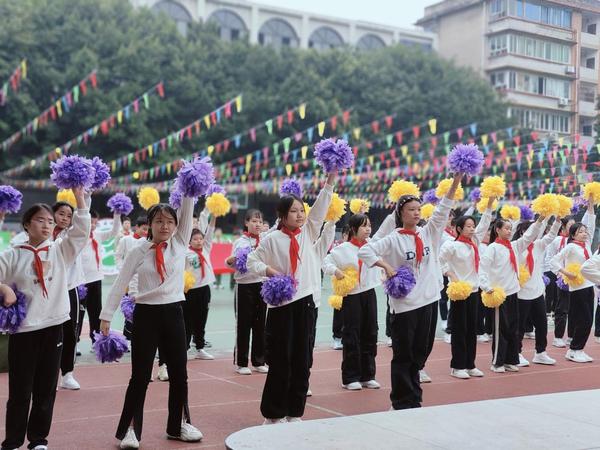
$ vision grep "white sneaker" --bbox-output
[566,337,573,346]
[552,338,566,348]
[361,379,381,389]
[120,428,139,449]
[532,352,556,365]
[467,368,484,377]
[443,333,452,344]
[253,365,269,373]
[504,364,519,372]
[196,349,214,360]
[262,418,287,425]
[419,370,432,383]
[236,366,252,375]
[595,336,600,344]
[33,446,48,450]
[60,372,81,390]
[517,354,530,367]
[490,365,506,373]
[332,338,343,350]
[168,422,203,442]
[386,337,392,347]
[285,416,302,422]
[157,364,169,381]
[342,381,362,390]
[566,349,588,363]
[581,351,594,362]
[306,388,312,397]
[477,334,490,343]
[524,332,536,340]
[450,369,470,379]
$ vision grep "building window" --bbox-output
[152,0,192,36]
[499,33,571,64]
[208,9,247,42]
[489,34,508,56]
[258,18,299,48]
[490,0,508,17]
[309,27,344,50]
[583,124,593,136]
[510,107,570,133]
[506,70,570,98]
[357,34,386,50]
[490,71,508,88]
[502,0,571,29]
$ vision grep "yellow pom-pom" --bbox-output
[183,270,196,293]
[421,203,435,219]
[476,197,498,214]
[328,295,343,310]
[518,264,531,287]
[583,182,600,205]
[331,267,359,296]
[500,205,521,221]
[56,189,76,208]
[138,187,160,210]
[388,180,420,203]
[555,195,573,217]
[206,193,231,217]
[481,286,507,308]
[480,176,506,199]
[531,193,559,217]
[326,193,347,222]
[304,202,311,216]
[447,281,473,301]
[435,179,464,201]
[349,198,370,214]
[564,263,585,287]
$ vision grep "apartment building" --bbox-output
[418,0,600,146]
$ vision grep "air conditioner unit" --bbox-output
[565,66,576,75]
[558,97,569,106]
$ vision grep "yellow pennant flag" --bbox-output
[353,128,361,140]
[368,155,374,166]
[428,118,437,135]
[241,174,247,183]
[481,134,488,146]
[527,159,533,170]
[55,147,61,155]
[133,171,140,180]
[301,146,308,159]
[33,118,38,131]
[498,141,504,151]
[56,100,62,117]
[203,115,211,129]
[148,145,153,158]
[558,137,564,147]
[235,95,243,113]
[21,59,27,78]
[166,163,171,175]
[111,161,116,172]
[285,164,292,176]
[401,145,408,157]
[117,110,123,124]
[407,155,412,165]
[299,103,306,119]
[318,121,326,136]
[571,165,576,173]
[207,145,214,155]
[246,154,252,173]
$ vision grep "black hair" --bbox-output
[560,216,573,232]
[276,195,303,228]
[489,218,510,243]
[512,220,533,241]
[193,213,199,219]
[341,224,350,237]
[146,203,178,241]
[90,210,99,219]
[346,214,370,241]
[243,209,263,231]
[121,216,131,224]
[135,216,148,227]
[454,215,476,239]
[394,195,422,228]
[52,201,74,214]
[190,228,204,240]
[22,204,53,232]
[568,222,587,243]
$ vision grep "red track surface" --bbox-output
[0,337,598,449]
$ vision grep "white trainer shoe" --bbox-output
[517,354,530,367]
[60,372,81,390]
[306,388,312,397]
[236,366,252,375]
[386,337,392,347]
[262,418,287,425]
[524,332,536,340]
[419,370,432,383]
[450,369,470,379]
[532,352,556,365]
[120,428,139,449]
[552,338,566,348]
[467,368,484,377]
[332,338,343,350]
[361,379,381,389]
[285,416,302,422]
[490,365,506,373]
[477,334,490,343]
[443,333,452,344]
[565,337,573,347]
[33,446,48,450]
[342,381,362,390]
[196,349,214,360]
[504,364,519,372]
[581,351,594,362]
[566,349,588,363]
[157,364,169,381]
[168,422,203,442]
[253,365,269,373]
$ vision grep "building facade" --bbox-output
[418,0,600,146]
[131,0,436,51]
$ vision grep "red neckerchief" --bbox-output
[123,231,131,236]
[90,233,100,269]
[398,229,423,265]
[495,239,518,273]
[457,235,480,272]
[445,227,457,238]
[572,241,590,260]
[244,231,260,246]
[18,245,50,298]
[52,227,63,241]
[189,246,206,279]
[559,234,568,250]
[151,242,168,283]
[133,233,143,240]
[526,243,535,274]
[350,238,366,283]
[280,227,301,276]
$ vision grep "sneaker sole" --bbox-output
[167,435,203,442]
[532,360,555,365]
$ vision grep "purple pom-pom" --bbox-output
[206,184,226,196]
[469,188,481,203]
[422,189,439,205]
[90,157,111,190]
[279,178,303,198]
[557,276,569,291]
[0,285,27,334]
[176,156,215,197]
[542,274,550,287]
[0,185,23,213]
[107,193,133,215]
[169,180,183,209]
[234,246,252,274]
[520,205,534,221]
[50,155,96,189]
[92,331,129,363]
[120,294,135,323]
[314,138,354,172]
[260,274,297,306]
[571,196,588,214]
[384,266,417,299]
[77,284,88,300]
[448,143,484,176]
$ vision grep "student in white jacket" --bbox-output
[550,200,596,363]
[0,187,90,450]
[581,249,600,344]
[479,215,545,373]
[514,217,560,367]
[358,174,462,410]
[246,171,335,424]
[438,199,494,379]
[323,213,382,390]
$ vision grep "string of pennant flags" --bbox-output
[1,70,98,152]
[0,59,27,107]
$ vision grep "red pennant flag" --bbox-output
[294,132,302,142]
[133,99,139,113]
[109,115,116,128]
[50,105,57,120]
[216,143,222,154]
[372,121,380,134]
[342,110,351,125]
[395,132,403,145]
[331,116,338,131]
[385,116,393,129]
[287,110,294,124]
[431,136,438,147]
[156,82,165,98]
[575,134,580,143]
[249,128,256,142]
[210,111,217,125]
[90,72,97,89]
[186,126,192,139]
[224,140,230,151]
[456,128,464,140]
[276,115,283,129]
[412,126,421,139]
[224,102,232,117]
[100,120,109,135]
[194,121,200,135]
